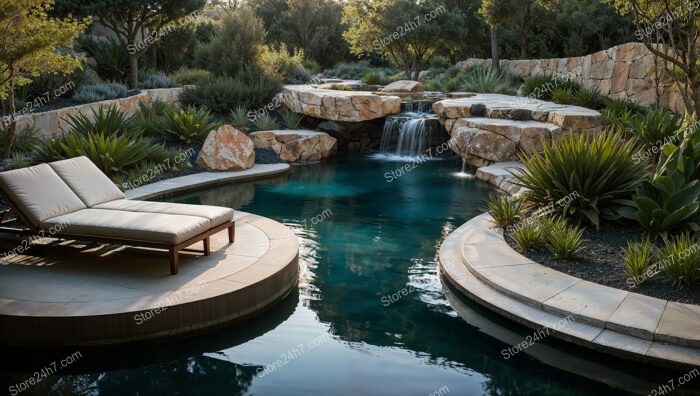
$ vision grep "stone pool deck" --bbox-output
[0,164,298,346]
[439,213,700,369]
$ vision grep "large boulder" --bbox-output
[383,80,424,93]
[283,85,400,122]
[196,125,255,171]
[449,125,519,167]
[249,130,337,162]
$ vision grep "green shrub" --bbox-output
[77,35,129,82]
[362,71,382,85]
[424,79,444,91]
[302,59,322,75]
[288,66,313,84]
[131,99,176,137]
[521,74,558,100]
[171,68,212,85]
[229,106,250,130]
[10,152,30,170]
[139,73,176,89]
[443,76,462,92]
[486,193,523,228]
[63,107,135,137]
[622,239,654,285]
[658,233,700,287]
[327,84,353,91]
[0,125,39,155]
[158,106,222,144]
[621,138,700,237]
[179,71,282,114]
[512,131,649,229]
[626,109,683,151]
[428,55,451,69]
[279,109,303,129]
[72,83,128,103]
[25,68,88,105]
[574,87,604,109]
[551,86,575,104]
[252,113,279,131]
[546,220,586,259]
[323,62,396,80]
[194,6,266,78]
[513,220,545,252]
[148,24,198,73]
[601,98,646,129]
[259,44,305,83]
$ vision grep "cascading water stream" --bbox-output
[379,102,440,157]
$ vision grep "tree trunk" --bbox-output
[128,53,139,89]
[490,27,500,73]
[4,90,16,158]
[520,31,527,59]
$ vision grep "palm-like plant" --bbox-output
[158,106,222,144]
[512,131,649,229]
[64,106,135,136]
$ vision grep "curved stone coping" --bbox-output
[282,84,401,122]
[124,163,290,200]
[439,213,700,369]
[0,211,299,346]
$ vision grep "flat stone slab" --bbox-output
[543,280,629,328]
[475,161,526,194]
[283,85,401,122]
[606,293,667,341]
[0,211,299,346]
[655,302,700,348]
[432,93,601,130]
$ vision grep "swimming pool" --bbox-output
[2,156,688,395]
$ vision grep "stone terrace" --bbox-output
[432,93,601,167]
[283,85,401,122]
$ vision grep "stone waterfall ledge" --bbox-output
[433,93,601,167]
[249,130,337,162]
[282,85,401,122]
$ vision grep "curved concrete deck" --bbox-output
[439,213,700,369]
[0,164,298,346]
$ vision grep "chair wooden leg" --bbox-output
[203,237,210,256]
[170,249,179,275]
[228,224,235,243]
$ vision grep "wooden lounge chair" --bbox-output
[0,156,235,274]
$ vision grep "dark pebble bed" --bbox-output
[504,221,700,305]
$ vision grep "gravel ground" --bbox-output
[505,221,700,305]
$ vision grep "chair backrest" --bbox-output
[50,156,125,207]
[0,163,87,227]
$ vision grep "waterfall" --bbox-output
[380,118,399,153]
[395,118,430,157]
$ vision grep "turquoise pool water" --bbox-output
[2,156,691,395]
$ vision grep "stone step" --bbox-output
[249,130,337,162]
[439,214,700,369]
[433,93,601,131]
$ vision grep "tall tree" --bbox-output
[605,0,700,116]
[55,0,206,88]
[0,0,86,157]
[343,0,464,79]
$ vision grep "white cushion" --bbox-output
[94,199,234,227]
[49,156,125,207]
[0,163,86,227]
[40,209,211,245]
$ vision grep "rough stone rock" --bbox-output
[449,125,519,166]
[283,85,401,122]
[611,62,630,94]
[197,125,255,171]
[249,130,337,162]
[383,80,424,93]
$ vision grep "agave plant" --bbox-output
[659,232,700,288]
[229,106,250,130]
[64,106,135,137]
[462,67,513,94]
[512,131,649,229]
[626,109,683,152]
[56,132,155,176]
[158,106,222,144]
[620,139,700,237]
[252,113,280,131]
[279,109,303,129]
